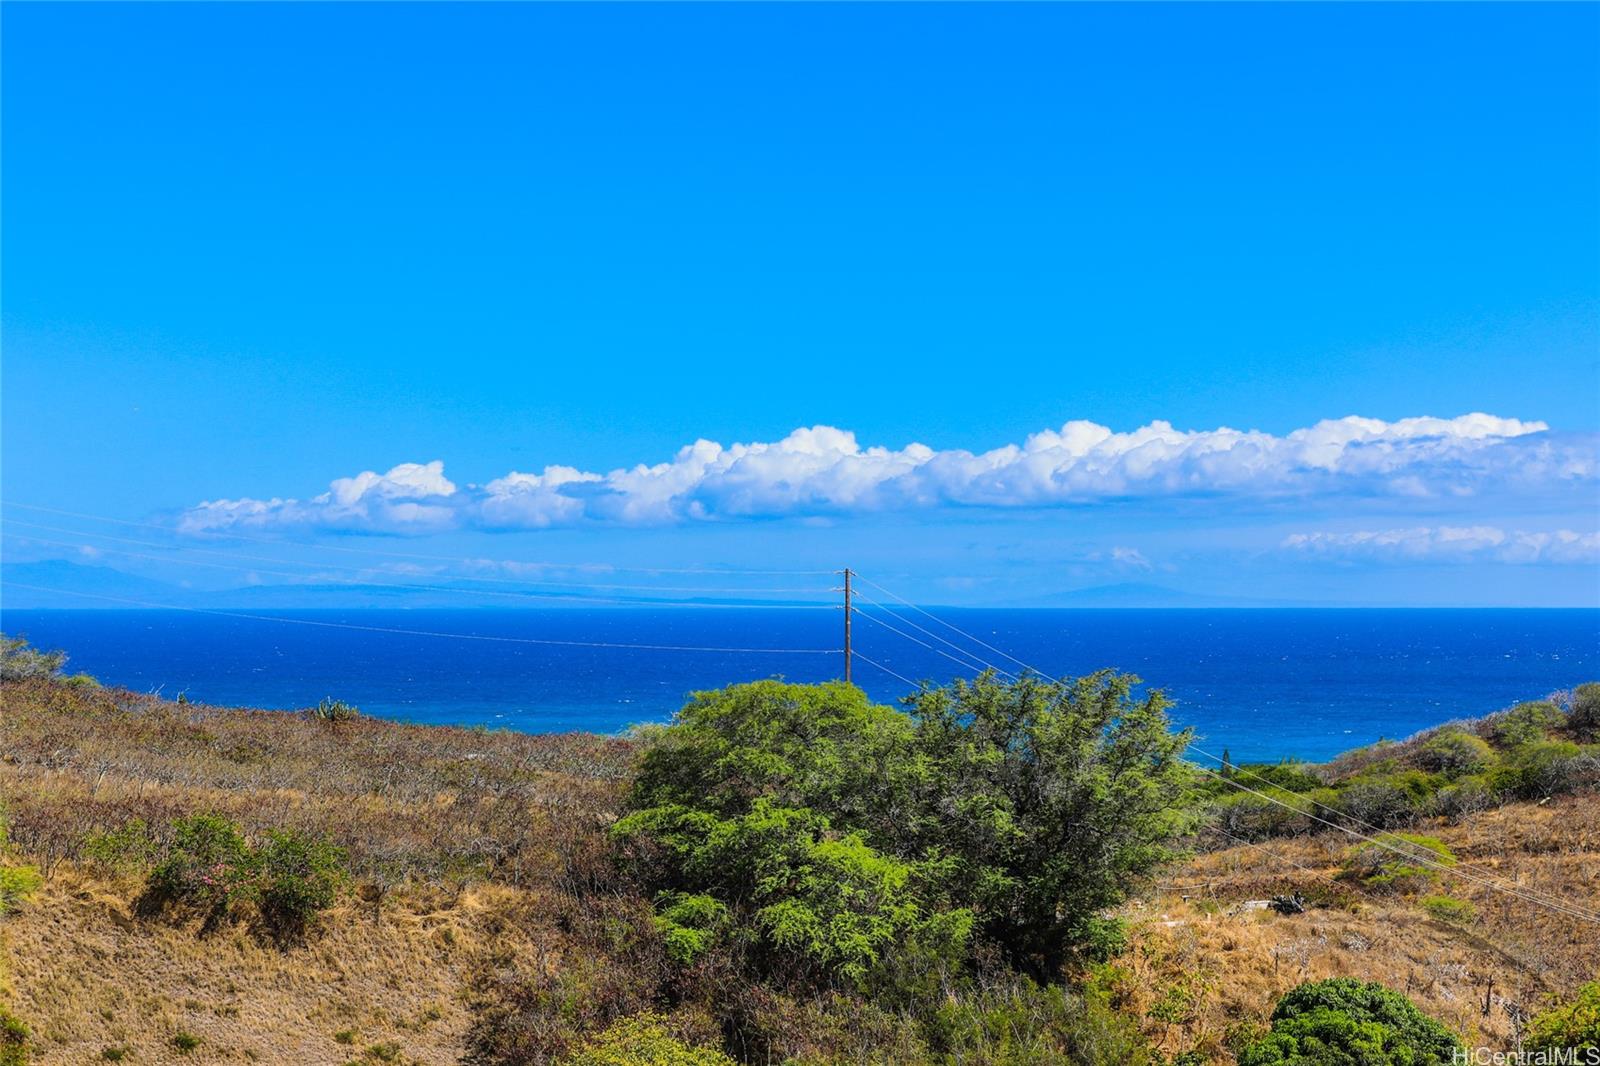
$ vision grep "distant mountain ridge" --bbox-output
[1005,581,1312,608]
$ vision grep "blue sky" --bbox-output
[3,3,1597,607]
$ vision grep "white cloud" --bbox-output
[177,413,1594,534]
[1283,527,1600,564]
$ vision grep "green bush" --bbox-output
[1571,683,1600,739]
[1526,979,1600,1052]
[1490,700,1565,746]
[83,819,159,873]
[0,865,42,916]
[901,671,1198,974]
[652,891,729,966]
[171,1030,201,1053]
[1414,731,1494,778]
[1506,741,1599,800]
[143,815,344,940]
[1236,978,1459,1066]
[615,673,1198,994]
[1334,771,1441,829]
[563,1013,735,1066]
[0,634,66,681]
[0,1010,27,1066]
[252,828,346,942]
[1418,894,1475,925]
[1434,777,1495,821]
[147,813,253,925]
[1340,833,1454,894]
[1216,763,1324,794]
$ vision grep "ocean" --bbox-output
[3,607,1596,763]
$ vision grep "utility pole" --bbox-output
[841,567,853,684]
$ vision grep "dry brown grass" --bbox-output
[0,677,646,1064]
[1120,794,1600,1061]
[3,676,1596,1064]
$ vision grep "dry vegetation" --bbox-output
[1122,795,1600,1061]
[2,674,1596,1064]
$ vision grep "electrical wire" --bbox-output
[852,651,921,690]
[850,605,1001,678]
[849,587,1020,681]
[851,571,1600,926]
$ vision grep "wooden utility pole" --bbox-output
[842,567,853,684]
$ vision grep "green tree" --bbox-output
[901,671,1198,974]
[615,673,1198,990]
[1526,980,1600,1052]
[1237,978,1460,1066]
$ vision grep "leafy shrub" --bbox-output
[147,813,253,926]
[1212,790,1319,840]
[0,865,42,916]
[1340,833,1454,894]
[1414,731,1494,778]
[143,815,344,940]
[1236,978,1459,1066]
[1490,700,1565,746]
[1434,777,1495,821]
[1334,776,1427,829]
[616,673,1198,994]
[1074,916,1128,964]
[0,634,66,681]
[83,819,159,873]
[101,1047,129,1061]
[0,1010,27,1066]
[311,697,360,723]
[1223,763,1324,794]
[902,671,1199,974]
[1506,741,1600,800]
[252,828,346,942]
[1526,979,1600,1052]
[171,1030,201,1053]
[652,891,729,966]
[1571,683,1600,740]
[1418,894,1475,925]
[564,1013,735,1066]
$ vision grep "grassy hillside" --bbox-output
[1,660,1596,1065]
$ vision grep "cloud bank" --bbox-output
[1283,527,1600,564]
[179,413,1594,535]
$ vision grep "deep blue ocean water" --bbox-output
[3,607,1596,762]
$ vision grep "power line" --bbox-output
[850,605,1001,679]
[850,587,1020,681]
[851,571,1600,926]
[0,583,844,655]
[1,501,834,576]
[1188,760,1600,925]
[852,651,920,690]
[851,571,1058,681]
[1187,743,1596,919]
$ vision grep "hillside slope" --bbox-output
[2,675,1596,1064]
